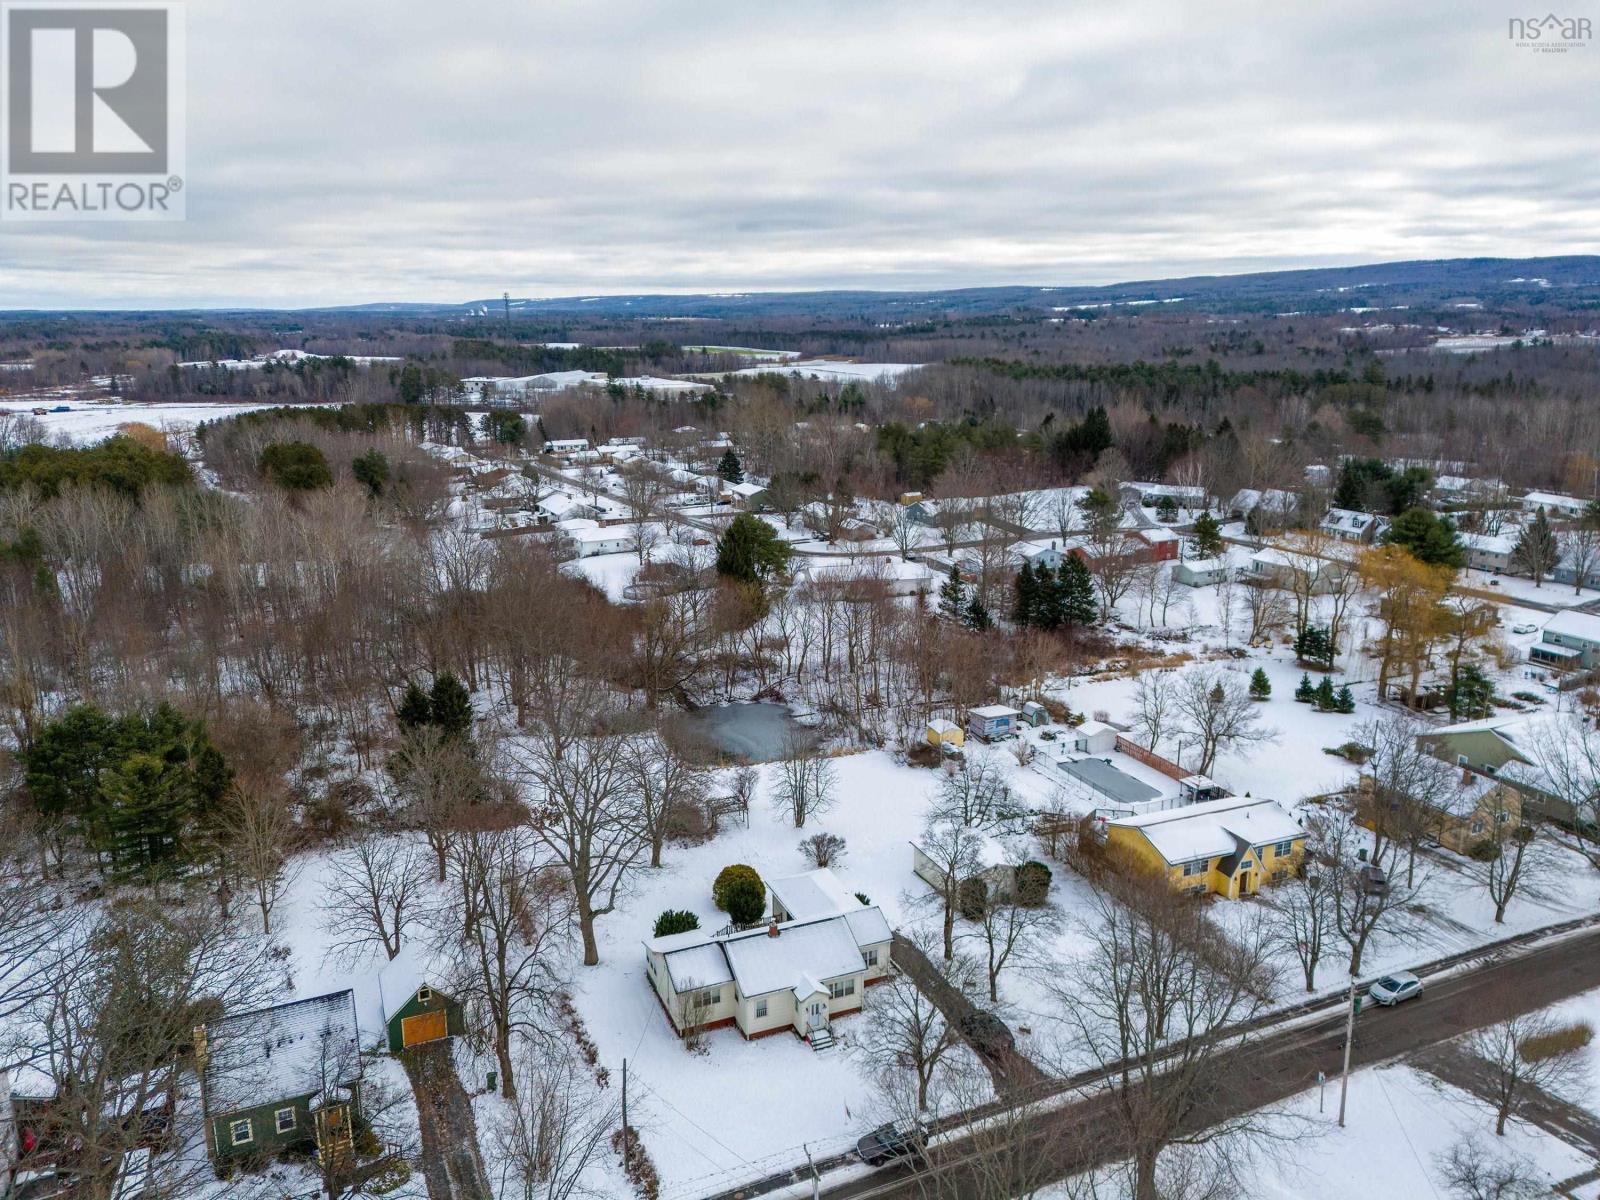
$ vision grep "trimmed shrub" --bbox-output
[653,910,700,938]
[1016,860,1053,906]
[722,877,766,926]
[958,876,989,921]
[713,864,762,911]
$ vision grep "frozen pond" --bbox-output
[676,702,815,762]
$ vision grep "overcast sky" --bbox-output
[4,0,1598,308]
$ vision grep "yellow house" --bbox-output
[925,718,965,750]
[1358,771,1523,856]
[1103,796,1305,899]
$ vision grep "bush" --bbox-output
[1467,839,1502,862]
[799,832,846,868]
[259,441,332,491]
[1016,860,1052,906]
[1521,1020,1594,1063]
[713,864,762,911]
[854,891,871,906]
[722,877,766,925]
[653,910,700,938]
[958,876,989,921]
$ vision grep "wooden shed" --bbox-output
[379,947,466,1053]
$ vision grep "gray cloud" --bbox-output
[4,0,1598,307]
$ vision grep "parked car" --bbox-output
[856,1122,924,1166]
[1511,622,1539,635]
[960,1010,1016,1057]
[1368,971,1422,1006]
[1357,864,1390,896]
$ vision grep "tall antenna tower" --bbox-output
[503,292,511,324]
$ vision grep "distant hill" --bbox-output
[348,255,1600,320]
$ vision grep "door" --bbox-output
[401,1009,448,1047]
[808,1001,826,1030]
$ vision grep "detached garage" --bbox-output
[379,947,465,1053]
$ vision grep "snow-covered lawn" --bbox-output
[6,399,298,443]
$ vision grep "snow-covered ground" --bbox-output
[726,359,923,382]
[3,399,311,443]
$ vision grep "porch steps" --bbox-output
[808,1030,836,1053]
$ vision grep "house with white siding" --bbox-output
[643,870,891,1047]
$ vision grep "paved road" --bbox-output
[398,1041,492,1200]
[815,924,1600,1200]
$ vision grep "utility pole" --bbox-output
[1337,973,1359,1126]
[803,1143,819,1200]
[622,1058,629,1147]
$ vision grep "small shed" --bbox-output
[925,718,965,750]
[966,705,1021,742]
[1020,701,1049,728]
[1174,558,1228,587]
[379,948,466,1053]
[1179,774,1228,805]
[1073,720,1118,755]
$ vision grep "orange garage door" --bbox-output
[401,1009,448,1047]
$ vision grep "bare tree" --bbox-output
[319,834,427,965]
[1485,823,1540,924]
[1356,713,1460,885]
[799,831,847,868]
[932,754,1020,832]
[1050,881,1286,1200]
[1129,670,1179,757]
[1433,1136,1544,1200]
[917,816,985,960]
[854,936,973,1112]
[492,1040,620,1200]
[774,734,837,828]
[445,826,572,1097]
[223,785,298,935]
[887,503,923,561]
[391,727,492,882]
[1527,714,1600,867]
[626,727,707,868]
[1467,1007,1591,1135]
[1266,869,1335,992]
[1320,810,1421,975]
[1172,667,1277,776]
[1562,524,1600,594]
[1241,579,1289,645]
[962,886,1059,1002]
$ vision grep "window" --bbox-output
[829,979,856,1000]
[1181,859,1208,877]
[1273,840,1294,857]
[1457,754,1469,767]
[1470,819,1485,835]
[275,1107,296,1134]
[417,987,432,1004]
[754,998,768,1019]
[864,948,879,967]
[229,1118,253,1146]
[694,987,720,1008]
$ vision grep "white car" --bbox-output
[1511,622,1539,635]
[1368,971,1422,1006]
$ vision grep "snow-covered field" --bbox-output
[4,399,305,443]
[727,359,923,382]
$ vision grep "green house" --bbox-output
[196,990,363,1165]
[379,947,465,1053]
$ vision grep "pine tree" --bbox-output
[1012,562,1038,628]
[1295,674,1315,702]
[1155,495,1179,523]
[1335,684,1356,714]
[938,565,966,622]
[1193,511,1224,559]
[1512,507,1560,587]
[716,448,744,484]
[1248,667,1271,700]
[1059,554,1098,628]
[97,752,192,884]
[397,682,433,732]
[429,673,474,742]
[964,592,993,632]
[1314,676,1337,711]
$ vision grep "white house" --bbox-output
[1460,531,1517,574]
[564,525,634,557]
[1174,557,1228,587]
[1319,507,1385,544]
[1523,491,1590,519]
[1121,482,1208,510]
[543,438,590,455]
[643,871,891,1046]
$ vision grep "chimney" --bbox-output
[767,919,779,938]
[1462,767,1473,786]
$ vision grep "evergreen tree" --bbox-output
[1334,684,1356,714]
[1294,673,1315,703]
[351,449,390,497]
[396,682,433,732]
[1248,668,1271,700]
[1444,664,1494,721]
[1314,676,1337,711]
[96,752,192,884]
[1193,511,1224,559]
[1012,562,1039,627]
[1294,626,1333,669]
[1511,507,1561,587]
[716,449,745,484]
[938,565,966,622]
[715,513,793,584]
[1381,506,1465,569]
[964,592,993,632]
[429,673,474,742]
[1059,555,1098,628]
[1155,495,1179,523]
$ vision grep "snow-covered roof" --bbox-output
[970,705,1021,719]
[767,868,862,922]
[1543,610,1600,644]
[377,945,449,1024]
[202,991,361,1114]
[1460,531,1517,555]
[722,919,866,998]
[567,524,633,544]
[927,718,959,734]
[1178,556,1226,572]
[725,480,766,497]
[1524,491,1587,510]
[1111,797,1302,865]
[1321,507,1379,529]
[843,907,893,946]
[1077,719,1117,737]
[663,942,735,992]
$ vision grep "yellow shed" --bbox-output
[925,718,964,750]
